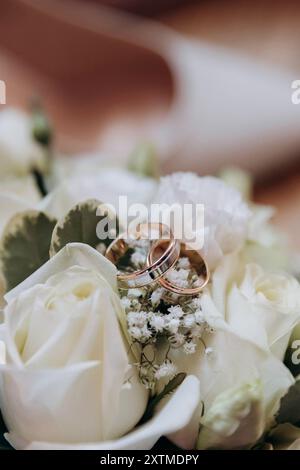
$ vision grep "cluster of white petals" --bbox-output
[152,172,251,268]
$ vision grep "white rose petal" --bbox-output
[197,381,264,449]
[4,375,200,450]
[202,252,300,359]
[49,153,114,187]
[0,175,41,205]
[1,244,148,445]
[0,108,46,177]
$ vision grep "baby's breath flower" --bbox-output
[154,360,177,380]
[150,288,164,306]
[138,364,150,377]
[165,317,180,335]
[141,378,155,390]
[183,341,197,355]
[140,325,152,340]
[131,239,149,250]
[127,288,144,298]
[205,347,214,356]
[166,269,189,288]
[131,251,146,267]
[182,313,196,329]
[205,325,215,334]
[177,257,190,269]
[127,312,136,326]
[189,297,202,309]
[138,365,155,390]
[131,299,141,310]
[127,311,147,327]
[191,324,204,338]
[168,305,184,319]
[129,323,152,342]
[193,278,203,287]
[168,333,185,348]
[149,313,165,332]
[176,269,189,280]
[121,296,131,310]
[129,326,143,341]
[194,310,205,324]
[121,236,216,388]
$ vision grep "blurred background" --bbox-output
[1,0,300,248]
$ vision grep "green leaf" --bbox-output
[140,373,186,424]
[276,381,300,425]
[128,142,160,179]
[0,211,56,291]
[50,199,119,257]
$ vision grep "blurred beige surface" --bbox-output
[160,0,300,250]
[1,0,300,248]
[254,170,300,251]
[161,1,300,71]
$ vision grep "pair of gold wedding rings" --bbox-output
[105,223,209,296]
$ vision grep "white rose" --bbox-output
[197,380,264,449]
[0,243,200,449]
[1,244,147,445]
[39,168,158,223]
[165,312,294,449]
[162,252,297,449]
[152,173,250,268]
[243,204,289,271]
[213,254,300,360]
[0,175,41,205]
[0,108,46,177]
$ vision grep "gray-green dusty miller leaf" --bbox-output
[0,211,56,291]
[50,199,119,257]
[276,380,300,425]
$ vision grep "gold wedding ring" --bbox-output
[148,240,210,295]
[105,223,180,289]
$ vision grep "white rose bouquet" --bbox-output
[0,107,300,451]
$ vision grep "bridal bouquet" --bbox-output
[0,107,300,451]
